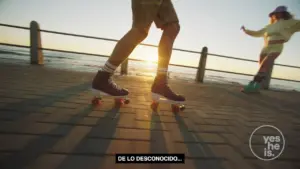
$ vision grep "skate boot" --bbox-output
[151,75,185,112]
[241,81,261,93]
[91,70,129,105]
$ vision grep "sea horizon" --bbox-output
[0,45,299,92]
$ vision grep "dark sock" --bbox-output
[253,72,266,83]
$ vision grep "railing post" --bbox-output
[261,61,274,90]
[120,58,128,75]
[30,21,44,65]
[195,47,208,83]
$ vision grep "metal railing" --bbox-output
[0,22,300,89]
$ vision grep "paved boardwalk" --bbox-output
[0,62,299,169]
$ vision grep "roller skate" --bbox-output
[91,70,130,106]
[150,75,185,113]
[241,81,261,94]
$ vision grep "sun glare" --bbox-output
[132,46,158,64]
[145,55,157,63]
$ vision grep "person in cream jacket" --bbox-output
[241,6,300,93]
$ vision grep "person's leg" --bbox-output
[92,0,159,96]
[243,52,280,92]
[103,0,159,73]
[259,52,266,65]
[253,52,280,83]
[151,0,185,101]
[155,0,180,76]
[253,43,283,86]
[156,23,180,75]
[243,43,283,92]
[246,52,267,87]
[102,28,148,73]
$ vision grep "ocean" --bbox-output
[0,45,299,91]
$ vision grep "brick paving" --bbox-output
[0,62,299,169]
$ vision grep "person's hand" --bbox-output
[241,25,246,32]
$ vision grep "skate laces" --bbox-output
[157,80,177,96]
[108,77,121,91]
[166,84,177,96]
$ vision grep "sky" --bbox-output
[0,0,300,81]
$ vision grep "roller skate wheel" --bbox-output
[180,105,185,111]
[91,97,101,105]
[151,102,159,111]
[114,98,123,105]
[124,99,130,104]
[171,104,180,113]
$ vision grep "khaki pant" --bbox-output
[258,44,283,73]
[131,0,179,30]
